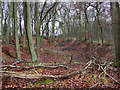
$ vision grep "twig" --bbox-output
[12,59,28,65]
[31,69,40,75]
[93,60,120,85]
[90,72,103,89]
[100,66,120,85]
[90,82,98,89]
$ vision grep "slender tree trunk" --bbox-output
[63,15,66,39]
[35,2,40,60]
[19,15,22,36]
[23,30,26,48]
[5,2,12,45]
[111,2,120,66]
[67,12,70,38]
[23,2,27,48]
[12,6,14,37]
[98,17,104,45]
[84,7,89,41]
[61,24,65,39]
[78,12,82,41]
[100,26,104,44]
[34,18,36,35]
[14,2,21,60]
[0,2,4,44]
[41,23,45,41]
[32,18,34,35]
[52,15,56,42]
[46,22,50,43]
[26,2,37,62]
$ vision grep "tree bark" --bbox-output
[111,2,120,66]
[78,11,82,41]
[14,2,21,60]
[35,2,40,60]
[5,3,13,46]
[23,2,27,48]
[26,2,38,62]
[51,15,56,41]
[0,2,5,44]
[19,15,22,36]
[84,6,89,41]
[97,13,104,45]
[12,5,14,37]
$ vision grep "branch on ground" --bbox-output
[1,60,92,79]
[2,64,70,70]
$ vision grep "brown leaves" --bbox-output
[1,37,120,88]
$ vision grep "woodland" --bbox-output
[0,1,120,89]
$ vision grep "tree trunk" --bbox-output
[0,2,4,44]
[26,2,37,62]
[32,18,34,35]
[19,15,22,36]
[12,5,14,37]
[35,2,40,60]
[78,12,82,41]
[67,12,70,38]
[14,2,21,60]
[98,17,104,45]
[23,2,27,48]
[111,2,120,66]
[84,6,89,41]
[52,15,56,42]
[45,14,50,43]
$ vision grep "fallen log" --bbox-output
[2,64,70,70]
[0,60,92,79]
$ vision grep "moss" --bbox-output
[92,74,97,81]
[6,51,12,57]
[115,59,120,67]
[34,79,54,85]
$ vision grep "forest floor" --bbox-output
[0,36,120,89]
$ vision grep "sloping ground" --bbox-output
[42,39,115,64]
[1,37,120,88]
